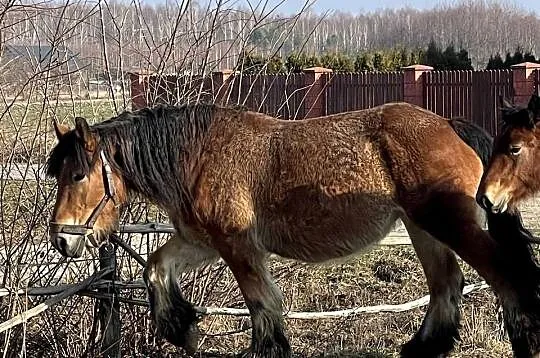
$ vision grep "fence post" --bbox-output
[212,69,235,104]
[402,64,433,107]
[98,241,121,358]
[511,62,540,105]
[129,70,153,110]
[303,66,332,118]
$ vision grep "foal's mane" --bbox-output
[500,102,537,131]
[47,103,231,210]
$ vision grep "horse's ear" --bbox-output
[53,119,70,140]
[528,94,540,122]
[499,96,514,124]
[499,95,513,110]
[75,117,96,152]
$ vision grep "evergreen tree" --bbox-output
[486,53,504,69]
[285,53,321,72]
[457,48,473,70]
[354,53,373,71]
[422,40,473,70]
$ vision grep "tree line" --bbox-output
[240,40,540,74]
[3,1,540,71]
[1,0,539,89]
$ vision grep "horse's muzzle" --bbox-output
[476,193,493,211]
[50,232,85,258]
[49,222,95,257]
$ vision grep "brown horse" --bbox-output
[478,94,540,214]
[47,102,540,357]
[477,94,540,357]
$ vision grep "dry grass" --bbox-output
[191,246,512,358]
[0,100,120,163]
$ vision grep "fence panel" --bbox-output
[326,72,403,115]
[425,70,473,121]
[223,73,307,119]
[425,69,512,136]
[133,69,518,134]
[145,74,214,106]
[471,70,513,136]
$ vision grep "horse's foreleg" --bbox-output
[214,236,291,358]
[144,235,218,354]
[401,220,464,358]
[410,192,540,358]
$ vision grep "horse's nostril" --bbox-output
[56,236,67,252]
[479,195,493,210]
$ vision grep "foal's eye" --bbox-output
[509,145,522,156]
[72,173,85,182]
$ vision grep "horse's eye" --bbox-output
[509,145,522,156]
[72,173,85,182]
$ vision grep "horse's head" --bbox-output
[47,117,126,257]
[477,94,540,213]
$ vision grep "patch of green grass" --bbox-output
[0,100,122,162]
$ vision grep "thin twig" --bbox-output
[0,268,112,333]
[109,234,147,267]
[0,279,146,298]
[78,290,148,307]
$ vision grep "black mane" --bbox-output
[46,131,93,179]
[47,103,226,211]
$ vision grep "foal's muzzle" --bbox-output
[476,193,493,211]
[476,192,508,214]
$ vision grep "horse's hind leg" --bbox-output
[143,234,218,354]
[213,235,291,358]
[401,219,464,358]
[409,191,540,358]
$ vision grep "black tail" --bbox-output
[448,118,493,168]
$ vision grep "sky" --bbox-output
[158,0,540,15]
[274,0,540,14]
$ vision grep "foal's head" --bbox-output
[47,117,126,257]
[478,94,540,213]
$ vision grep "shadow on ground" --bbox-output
[189,349,390,357]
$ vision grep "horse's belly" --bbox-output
[259,196,401,263]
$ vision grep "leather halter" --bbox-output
[49,151,117,247]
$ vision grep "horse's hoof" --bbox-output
[238,347,292,358]
[401,339,449,358]
[153,307,199,352]
[183,323,200,355]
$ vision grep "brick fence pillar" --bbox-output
[511,62,540,105]
[212,69,236,104]
[303,67,332,118]
[129,70,153,110]
[402,64,433,107]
